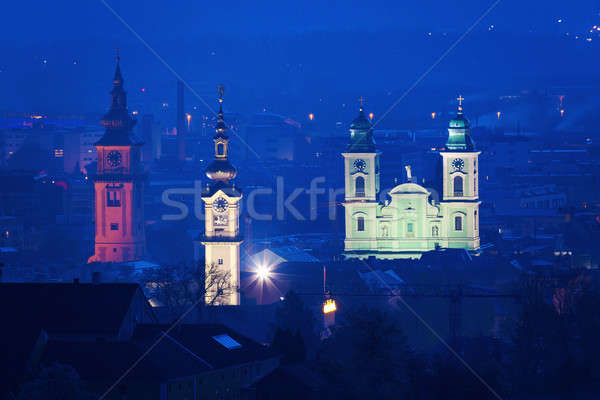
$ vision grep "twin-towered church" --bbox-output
[342,100,481,259]
[88,56,480,305]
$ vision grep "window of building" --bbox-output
[217,143,225,156]
[357,216,365,231]
[110,223,119,231]
[355,176,365,197]
[454,215,463,231]
[107,190,121,207]
[407,223,413,233]
[432,226,439,237]
[218,258,223,265]
[474,177,477,193]
[453,176,463,197]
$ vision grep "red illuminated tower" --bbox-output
[88,55,146,263]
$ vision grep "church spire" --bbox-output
[347,99,375,153]
[96,52,138,146]
[206,85,237,183]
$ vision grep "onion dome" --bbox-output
[446,96,475,151]
[347,106,376,152]
[206,85,237,183]
[96,53,141,146]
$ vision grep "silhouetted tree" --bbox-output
[271,328,306,364]
[272,290,317,354]
[317,307,414,400]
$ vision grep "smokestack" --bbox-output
[177,80,185,161]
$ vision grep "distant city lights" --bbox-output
[497,111,501,120]
[431,112,436,119]
[368,112,374,120]
[308,113,314,121]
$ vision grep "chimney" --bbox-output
[176,80,185,161]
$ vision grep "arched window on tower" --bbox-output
[216,143,225,157]
[453,176,463,197]
[454,215,463,231]
[355,176,365,197]
[357,215,365,231]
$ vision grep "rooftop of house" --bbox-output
[0,282,143,337]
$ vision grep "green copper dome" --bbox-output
[446,107,475,151]
[449,112,470,129]
[347,107,376,152]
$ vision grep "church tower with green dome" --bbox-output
[342,106,381,256]
[341,96,480,260]
[438,96,481,251]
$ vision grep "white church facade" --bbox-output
[342,99,481,259]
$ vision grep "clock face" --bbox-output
[106,151,122,168]
[353,159,366,172]
[452,158,465,171]
[214,214,228,226]
[214,197,228,213]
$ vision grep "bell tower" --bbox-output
[439,96,480,251]
[88,54,146,263]
[197,86,242,306]
[342,105,380,257]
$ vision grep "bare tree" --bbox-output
[142,262,233,320]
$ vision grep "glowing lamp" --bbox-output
[369,112,374,120]
[323,299,337,314]
[431,112,436,119]
[308,113,314,121]
[256,265,270,280]
[497,111,501,120]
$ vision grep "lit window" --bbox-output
[357,216,365,231]
[212,334,242,350]
[454,216,463,231]
[217,143,225,156]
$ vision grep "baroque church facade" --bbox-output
[343,100,480,259]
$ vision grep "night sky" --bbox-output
[2,1,600,120]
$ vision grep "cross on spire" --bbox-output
[457,94,464,106]
[358,96,365,106]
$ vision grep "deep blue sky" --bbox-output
[2,1,600,124]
